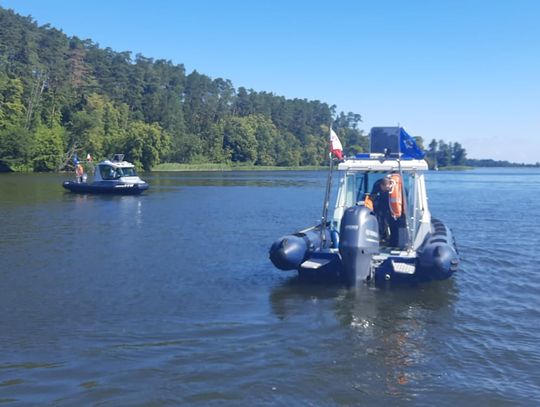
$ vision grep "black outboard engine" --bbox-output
[339,205,380,285]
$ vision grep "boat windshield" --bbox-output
[118,167,137,177]
[337,171,413,211]
[99,165,137,180]
[333,169,425,249]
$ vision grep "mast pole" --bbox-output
[397,128,413,251]
[320,125,335,248]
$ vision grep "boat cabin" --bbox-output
[94,154,142,183]
[332,128,432,252]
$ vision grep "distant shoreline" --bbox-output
[436,165,474,171]
[151,163,327,172]
[150,163,538,172]
[2,164,538,174]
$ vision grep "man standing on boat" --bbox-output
[75,162,84,183]
[367,174,405,247]
[368,176,392,244]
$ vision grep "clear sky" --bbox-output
[2,0,539,163]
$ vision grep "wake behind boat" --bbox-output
[62,154,149,195]
[269,127,459,286]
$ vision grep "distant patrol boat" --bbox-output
[269,127,459,286]
[62,154,149,195]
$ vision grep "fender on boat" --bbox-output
[269,227,331,271]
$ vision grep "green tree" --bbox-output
[0,126,34,170]
[451,142,467,165]
[219,116,258,163]
[275,131,301,166]
[32,122,65,171]
[0,75,26,130]
[0,75,30,170]
[301,134,325,166]
[252,115,279,166]
[437,140,452,167]
[123,121,171,170]
[426,139,438,169]
[174,132,204,163]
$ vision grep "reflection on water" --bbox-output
[270,278,457,399]
[337,283,457,398]
[146,171,323,188]
[269,276,345,320]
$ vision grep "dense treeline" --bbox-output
[424,139,467,169]
[0,7,370,172]
[0,7,490,173]
[424,139,540,168]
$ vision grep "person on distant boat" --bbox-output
[75,162,84,183]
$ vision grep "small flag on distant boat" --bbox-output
[86,153,93,162]
[330,128,343,160]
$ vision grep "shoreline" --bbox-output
[151,163,327,172]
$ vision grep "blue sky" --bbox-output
[2,0,539,163]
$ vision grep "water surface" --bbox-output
[1,168,539,405]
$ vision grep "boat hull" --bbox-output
[269,219,459,286]
[62,181,149,195]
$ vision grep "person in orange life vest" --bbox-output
[365,174,405,246]
[75,162,84,183]
[386,173,407,247]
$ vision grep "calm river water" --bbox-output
[1,168,539,406]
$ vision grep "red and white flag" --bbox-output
[330,128,343,160]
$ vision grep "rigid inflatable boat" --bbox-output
[62,154,149,195]
[269,127,459,286]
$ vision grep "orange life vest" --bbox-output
[364,195,374,211]
[388,174,403,219]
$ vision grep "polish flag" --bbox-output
[330,128,343,160]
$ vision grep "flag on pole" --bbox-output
[330,128,343,160]
[399,128,425,159]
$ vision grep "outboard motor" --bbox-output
[269,227,331,271]
[339,205,380,285]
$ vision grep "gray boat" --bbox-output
[62,154,149,195]
[269,127,459,286]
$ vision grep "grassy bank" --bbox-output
[152,163,326,172]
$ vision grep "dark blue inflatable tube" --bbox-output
[269,226,331,271]
[417,219,459,280]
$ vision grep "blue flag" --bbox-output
[400,128,425,159]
